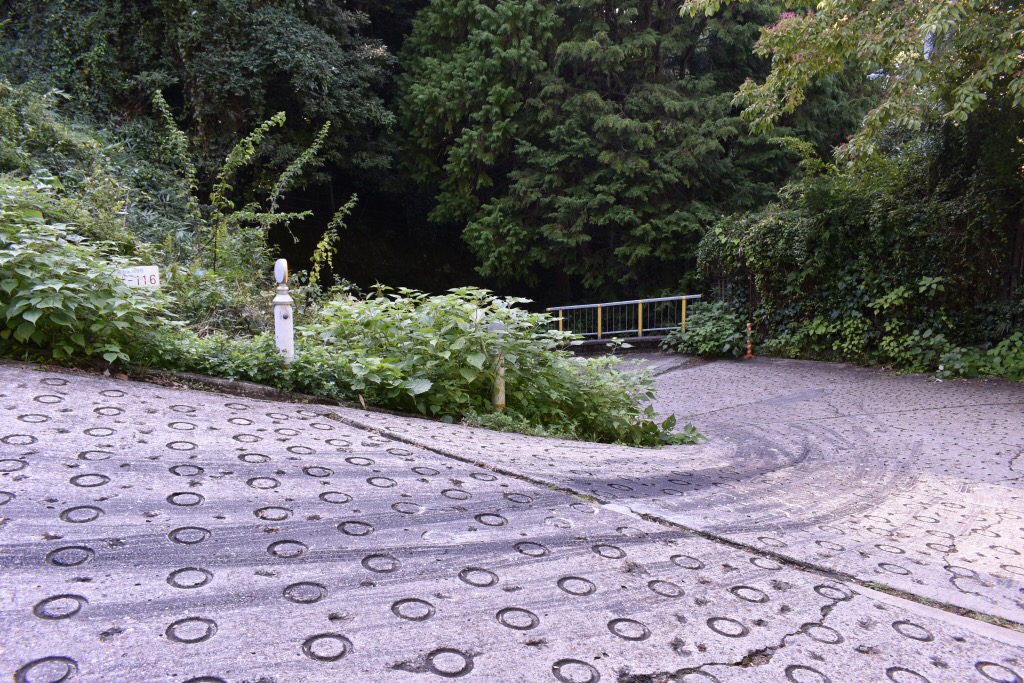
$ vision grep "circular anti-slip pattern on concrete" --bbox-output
[0,363,1021,682]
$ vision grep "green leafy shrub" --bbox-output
[697,117,1023,381]
[155,287,699,446]
[292,287,698,445]
[763,313,872,359]
[147,331,285,384]
[0,179,172,363]
[985,334,1024,380]
[661,302,744,358]
[936,333,1024,381]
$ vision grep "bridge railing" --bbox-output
[546,295,702,339]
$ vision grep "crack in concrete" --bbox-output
[649,358,716,377]
[617,594,850,682]
[1006,447,1024,483]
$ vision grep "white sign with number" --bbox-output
[115,265,160,288]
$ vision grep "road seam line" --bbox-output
[322,409,1024,640]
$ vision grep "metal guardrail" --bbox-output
[547,295,702,338]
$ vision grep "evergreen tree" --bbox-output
[400,0,853,297]
[399,0,560,224]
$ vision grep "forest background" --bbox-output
[0,0,1022,424]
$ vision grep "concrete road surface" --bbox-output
[1,358,1022,683]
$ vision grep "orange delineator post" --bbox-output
[558,310,563,332]
[637,301,643,337]
[744,322,754,359]
[597,304,602,339]
[681,298,687,331]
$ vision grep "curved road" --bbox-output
[0,357,1022,683]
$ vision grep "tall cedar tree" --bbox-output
[400,0,820,297]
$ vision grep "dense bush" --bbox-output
[935,333,1024,381]
[0,80,153,252]
[0,180,172,363]
[699,121,1024,379]
[0,80,272,351]
[661,302,744,358]
[680,0,1024,382]
[152,287,699,446]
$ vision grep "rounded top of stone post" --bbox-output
[274,259,288,285]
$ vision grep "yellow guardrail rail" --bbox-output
[547,295,702,338]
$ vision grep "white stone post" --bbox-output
[272,259,295,364]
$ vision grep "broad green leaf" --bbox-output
[406,378,433,395]
[48,310,75,326]
[13,320,34,342]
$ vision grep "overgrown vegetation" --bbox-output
[0,80,173,363]
[661,302,744,358]
[149,288,695,444]
[0,80,693,446]
[679,0,1024,379]
[698,130,1024,372]
[0,0,395,185]
[0,181,172,363]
